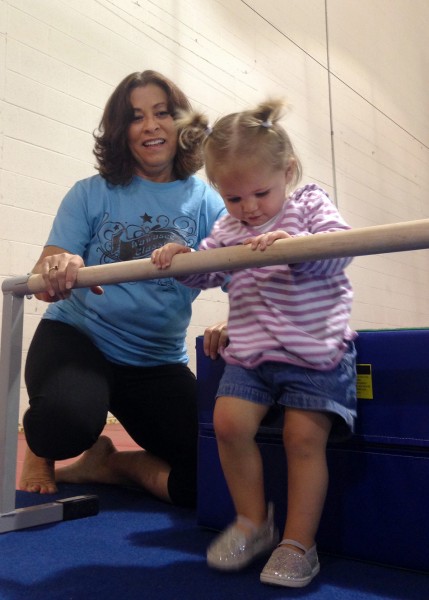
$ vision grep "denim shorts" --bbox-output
[216,342,357,441]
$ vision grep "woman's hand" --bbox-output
[151,243,191,269]
[34,248,103,301]
[203,320,228,360]
[242,230,290,251]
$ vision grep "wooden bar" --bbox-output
[4,218,429,296]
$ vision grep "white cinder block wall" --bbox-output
[1,0,428,426]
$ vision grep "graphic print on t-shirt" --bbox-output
[96,212,197,263]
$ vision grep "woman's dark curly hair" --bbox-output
[93,70,203,185]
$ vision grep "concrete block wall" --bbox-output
[1,0,428,424]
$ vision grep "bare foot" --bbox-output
[19,447,58,494]
[55,435,123,486]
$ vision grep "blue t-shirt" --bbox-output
[43,174,226,366]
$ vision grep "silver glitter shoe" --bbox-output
[260,538,320,588]
[206,503,279,571]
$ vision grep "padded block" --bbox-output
[197,430,429,572]
[353,329,429,446]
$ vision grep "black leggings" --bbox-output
[24,320,198,507]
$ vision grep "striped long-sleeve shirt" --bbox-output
[181,184,355,371]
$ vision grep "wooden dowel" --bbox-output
[9,218,429,296]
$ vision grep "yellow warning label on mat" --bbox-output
[356,364,373,400]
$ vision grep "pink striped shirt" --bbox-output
[181,184,355,370]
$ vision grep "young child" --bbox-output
[151,99,357,588]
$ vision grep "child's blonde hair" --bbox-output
[176,98,302,189]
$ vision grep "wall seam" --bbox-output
[324,0,338,207]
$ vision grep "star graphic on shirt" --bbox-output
[141,213,152,223]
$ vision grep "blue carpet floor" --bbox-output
[0,484,427,599]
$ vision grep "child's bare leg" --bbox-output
[19,446,57,494]
[207,396,277,571]
[214,396,269,528]
[282,409,333,550]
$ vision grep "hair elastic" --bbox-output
[261,119,272,128]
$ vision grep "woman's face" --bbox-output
[127,84,178,182]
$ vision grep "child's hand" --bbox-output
[151,243,191,269]
[242,230,290,251]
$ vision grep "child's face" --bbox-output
[214,162,290,227]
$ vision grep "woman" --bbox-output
[19,70,226,508]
